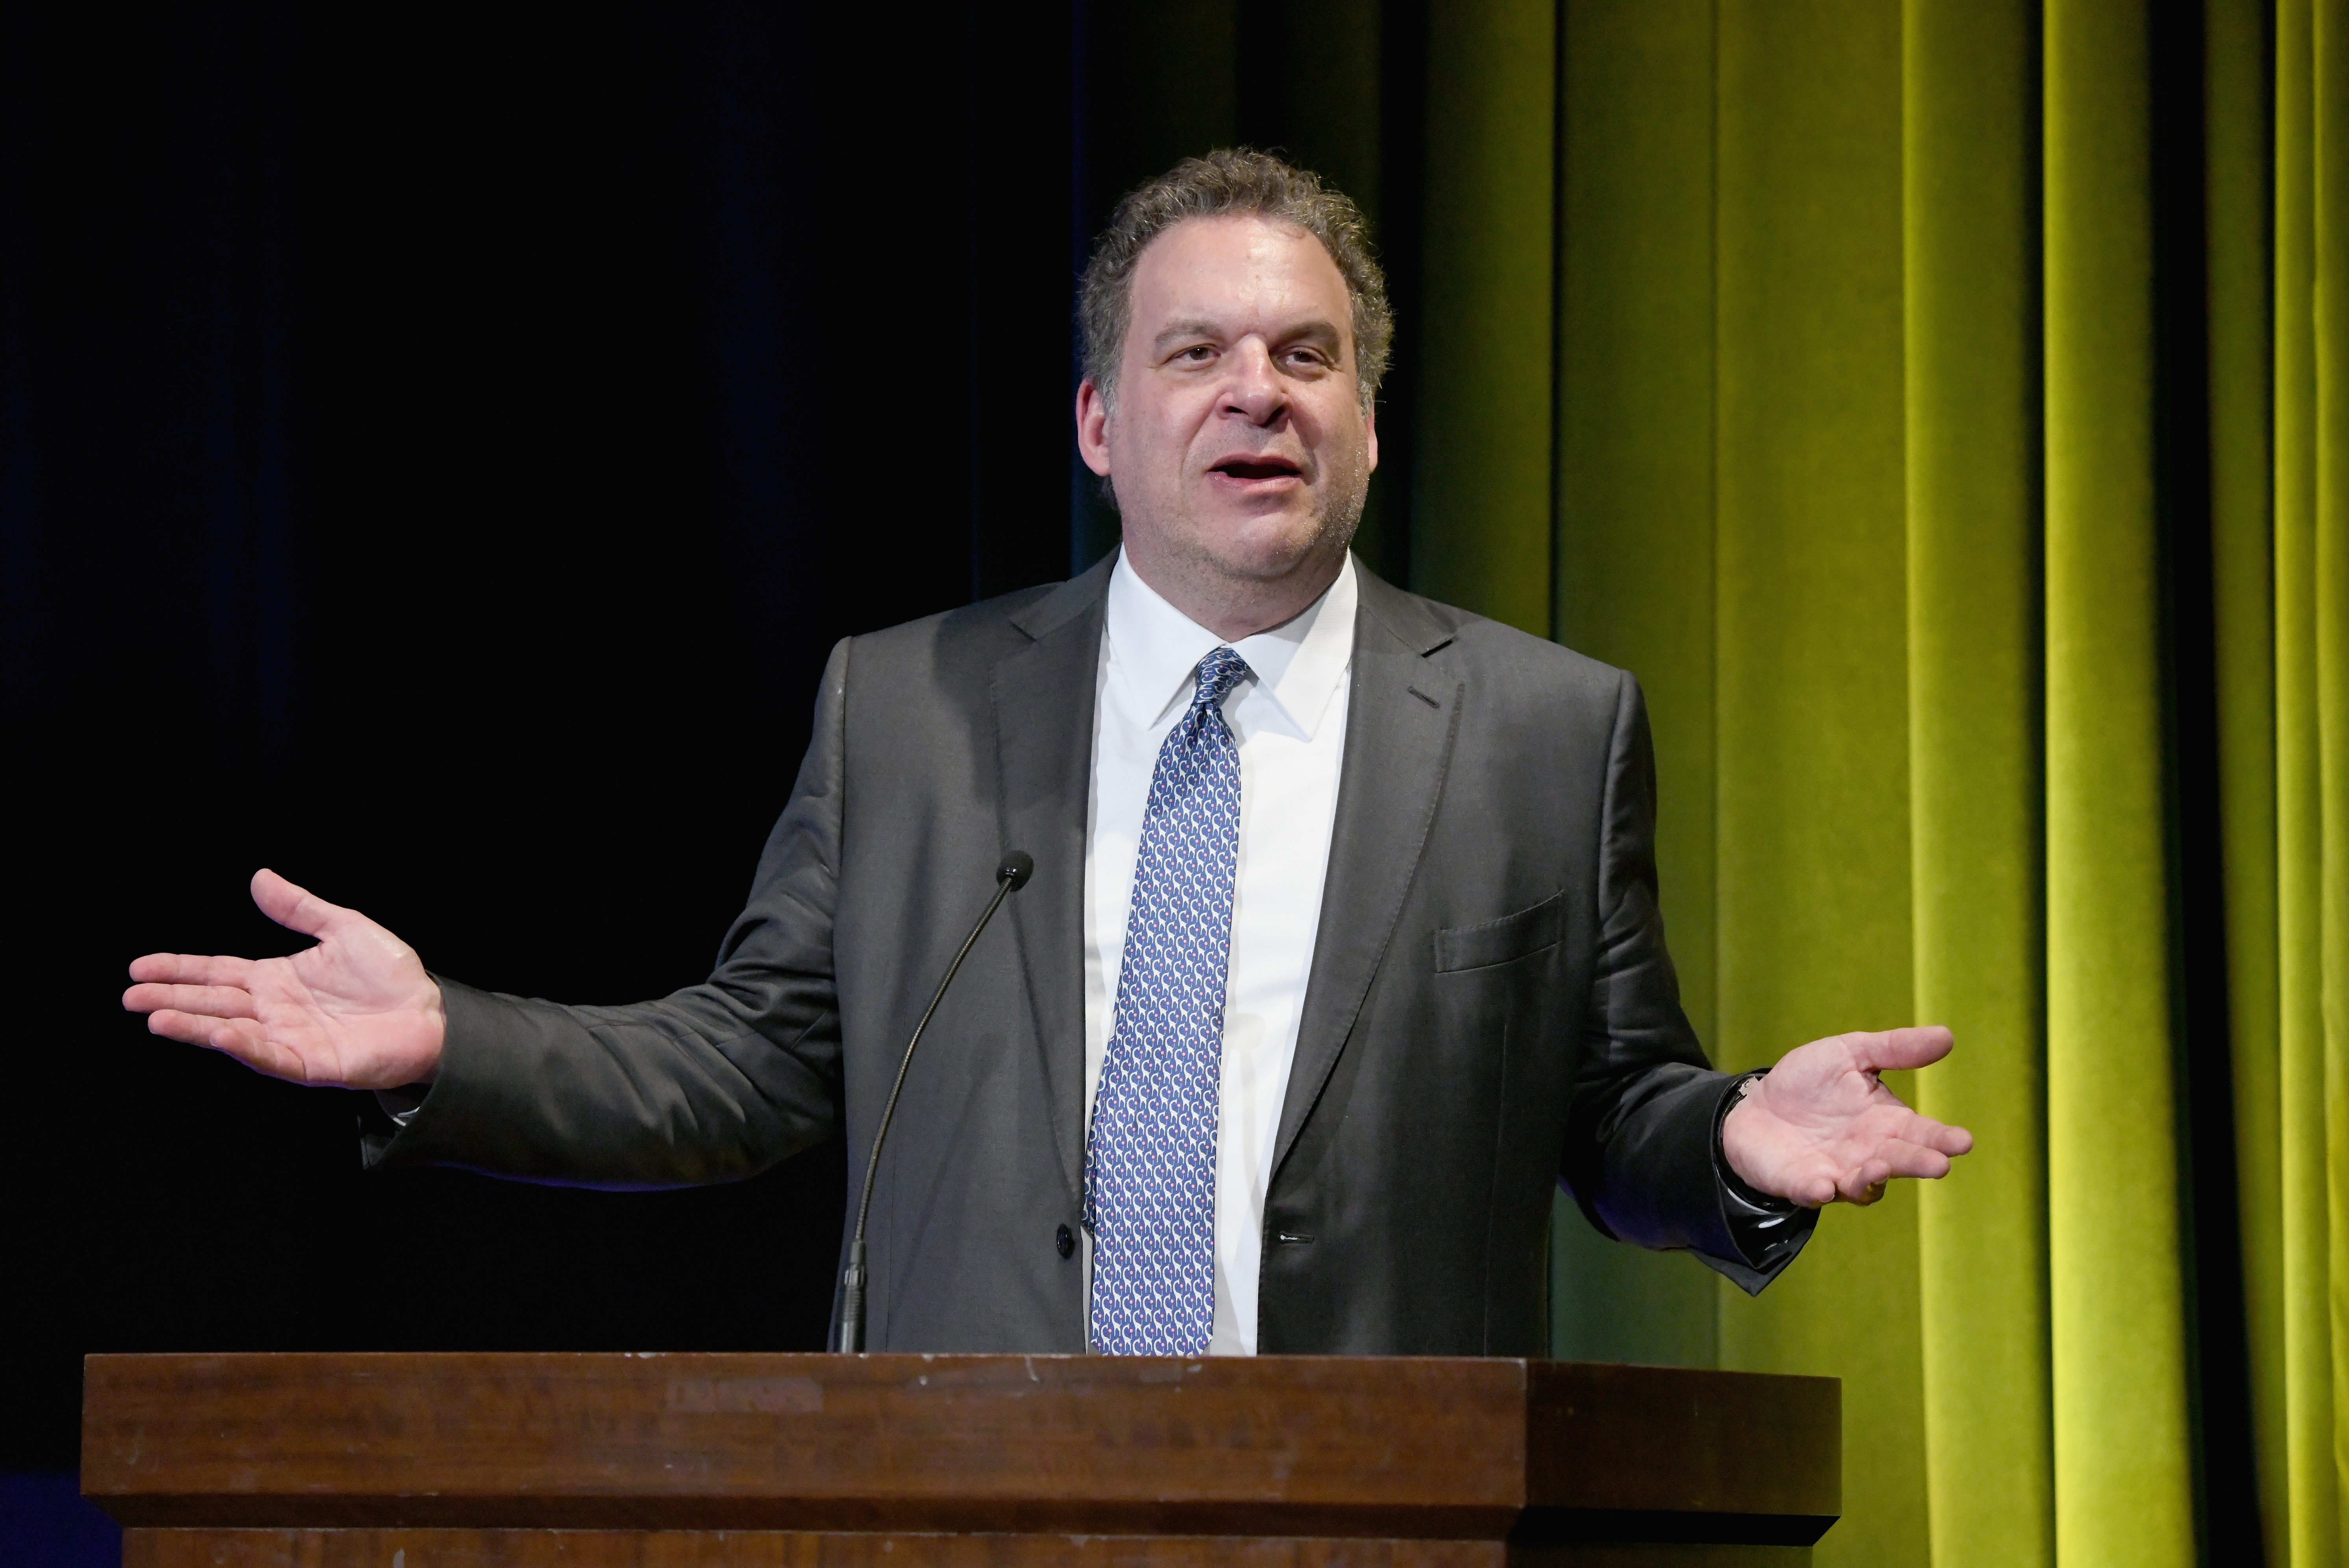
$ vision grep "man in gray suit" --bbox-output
[125,151,1970,1356]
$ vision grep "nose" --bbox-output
[1220,340,1288,426]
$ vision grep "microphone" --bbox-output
[833,850,1034,1353]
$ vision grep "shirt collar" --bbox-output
[1104,548,1357,741]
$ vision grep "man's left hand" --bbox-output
[1721,1026,1973,1207]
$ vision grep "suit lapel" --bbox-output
[993,558,1114,1205]
[1273,564,1461,1176]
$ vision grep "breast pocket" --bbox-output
[1433,892,1565,973]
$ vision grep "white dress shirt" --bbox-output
[1081,548,1356,1356]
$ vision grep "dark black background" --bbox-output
[0,0,1424,1471]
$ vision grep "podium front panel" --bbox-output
[84,1352,1837,1565]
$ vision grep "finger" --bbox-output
[1870,1137,1955,1182]
[1788,1167,1840,1208]
[145,1010,306,1080]
[1738,1152,1840,1209]
[1849,1025,1955,1074]
[143,1007,253,1049]
[123,982,257,1020]
[1880,1106,1974,1157]
[1857,1098,1978,1154]
[251,868,346,939]
[1827,1141,1953,1204]
[128,951,258,988]
[1839,1156,1895,1204]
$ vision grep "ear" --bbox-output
[1363,403,1379,475]
[1075,378,1114,478]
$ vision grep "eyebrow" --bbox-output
[1150,317,1346,355]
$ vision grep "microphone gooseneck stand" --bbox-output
[832,850,1034,1354]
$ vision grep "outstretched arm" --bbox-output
[1722,1025,1974,1207]
[1565,671,1973,1283]
[123,868,446,1090]
[123,638,851,1190]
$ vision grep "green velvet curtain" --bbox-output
[1399,0,2345,1562]
[2251,6,2349,1564]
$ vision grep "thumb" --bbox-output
[250,868,346,939]
[1850,1025,1956,1074]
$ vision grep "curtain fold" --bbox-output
[2041,0,2199,1561]
[1709,8,1926,1562]
[1411,0,1554,636]
[2328,0,2349,1542]
[1901,1,2054,1563]
[2301,0,2349,1548]
[2271,0,2345,1560]
[2204,0,2288,1559]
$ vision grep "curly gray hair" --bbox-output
[1079,148,1393,415]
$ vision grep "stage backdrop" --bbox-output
[1409,3,2344,1567]
[5,4,2344,1568]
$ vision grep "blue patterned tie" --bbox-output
[1086,645,1252,1355]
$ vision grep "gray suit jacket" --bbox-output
[373,554,1806,1354]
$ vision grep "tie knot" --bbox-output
[1193,647,1252,711]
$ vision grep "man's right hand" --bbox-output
[123,869,446,1090]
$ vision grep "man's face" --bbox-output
[1078,215,1377,595]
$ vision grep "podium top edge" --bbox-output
[82,1349,1836,1386]
[82,1351,1839,1524]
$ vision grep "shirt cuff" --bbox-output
[375,1083,430,1127]
[1712,1068,1816,1274]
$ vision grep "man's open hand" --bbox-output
[1721,1026,1972,1207]
[122,869,446,1090]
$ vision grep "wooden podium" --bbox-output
[83,1352,1838,1565]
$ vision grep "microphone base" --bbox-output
[833,1253,867,1354]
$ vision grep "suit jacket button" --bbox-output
[1056,1224,1075,1259]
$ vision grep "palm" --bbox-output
[123,870,445,1090]
[1721,1027,1973,1207]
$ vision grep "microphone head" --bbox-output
[997,851,1034,890]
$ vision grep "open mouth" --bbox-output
[1209,456,1304,482]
